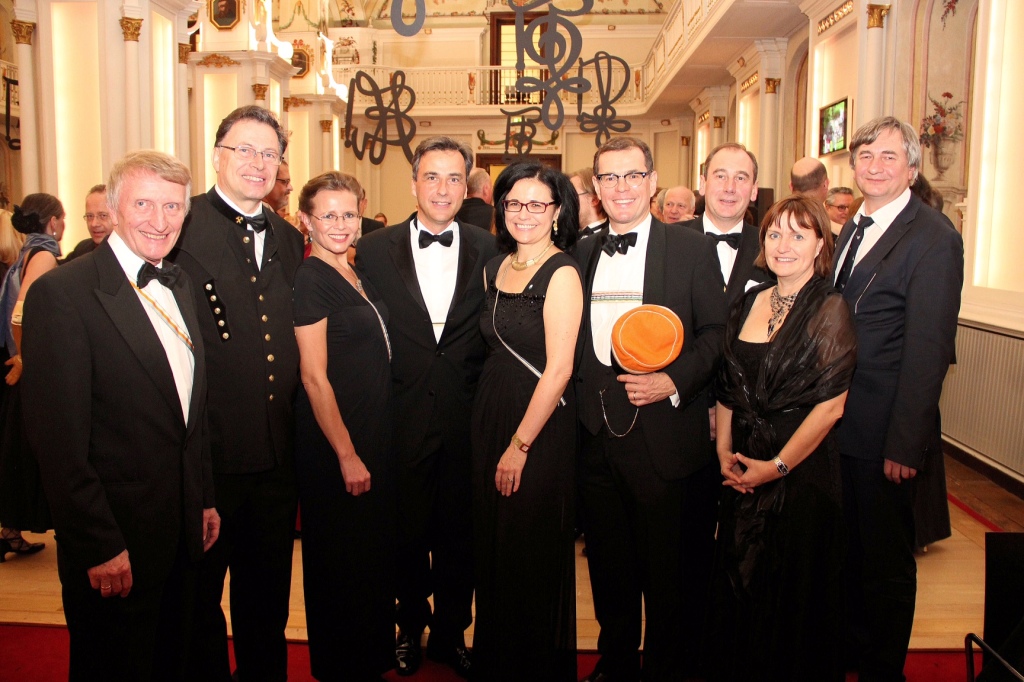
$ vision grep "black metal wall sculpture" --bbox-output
[344,70,417,164]
[576,51,631,147]
[390,0,426,37]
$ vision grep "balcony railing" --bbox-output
[334,63,638,112]
[0,61,18,113]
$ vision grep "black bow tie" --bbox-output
[137,262,181,289]
[602,231,638,256]
[709,232,742,249]
[419,230,454,249]
[245,212,268,233]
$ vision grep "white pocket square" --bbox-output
[744,279,761,292]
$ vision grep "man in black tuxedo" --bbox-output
[455,168,495,230]
[835,117,963,682]
[23,151,219,680]
[62,184,113,263]
[356,136,497,679]
[359,188,387,238]
[575,137,726,682]
[170,105,305,682]
[677,142,773,673]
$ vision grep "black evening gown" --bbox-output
[293,257,396,681]
[709,277,857,682]
[471,253,578,682]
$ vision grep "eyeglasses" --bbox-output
[216,145,282,166]
[310,212,360,226]
[83,212,110,222]
[501,199,556,214]
[594,171,652,189]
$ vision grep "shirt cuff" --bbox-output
[670,391,680,408]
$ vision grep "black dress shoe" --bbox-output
[395,630,422,677]
[580,672,614,682]
[0,535,45,562]
[426,642,472,679]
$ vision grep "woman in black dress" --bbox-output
[710,195,857,681]
[293,172,395,681]
[0,194,64,560]
[471,163,583,681]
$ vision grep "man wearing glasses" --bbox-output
[825,186,856,236]
[356,136,496,679]
[62,184,113,263]
[574,137,726,682]
[170,105,305,682]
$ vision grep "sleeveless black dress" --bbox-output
[293,257,396,681]
[471,252,579,681]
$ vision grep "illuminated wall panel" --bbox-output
[52,1,102,252]
[151,11,175,155]
[203,73,238,190]
[289,110,310,213]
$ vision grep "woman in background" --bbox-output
[0,194,64,560]
[710,195,856,681]
[293,172,395,681]
[471,162,582,681]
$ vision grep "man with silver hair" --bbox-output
[836,116,963,681]
[825,186,856,235]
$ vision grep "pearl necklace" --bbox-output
[510,240,554,271]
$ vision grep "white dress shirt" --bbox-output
[216,185,267,269]
[590,216,651,367]
[109,232,195,423]
[835,187,912,282]
[702,214,744,285]
[410,219,460,342]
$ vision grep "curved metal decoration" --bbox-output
[577,51,632,147]
[390,0,426,37]
[344,70,417,165]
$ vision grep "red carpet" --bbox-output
[0,624,985,681]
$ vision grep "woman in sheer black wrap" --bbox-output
[709,195,857,681]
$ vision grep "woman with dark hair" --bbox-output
[292,172,395,681]
[471,162,583,680]
[0,193,64,559]
[709,195,857,681]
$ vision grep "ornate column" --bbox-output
[860,4,890,124]
[706,85,730,150]
[120,16,144,151]
[761,78,781,185]
[11,20,38,194]
[177,42,191,166]
[711,117,726,149]
[252,83,269,104]
[319,119,333,172]
[680,136,691,188]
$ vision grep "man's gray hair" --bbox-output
[849,116,921,180]
[825,186,855,205]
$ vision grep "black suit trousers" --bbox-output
[189,466,298,682]
[61,536,197,682]
[579,424,685,682]
[842,455,917,682]
[395,437,475,643]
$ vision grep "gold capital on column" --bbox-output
[11,20,35,45]
[178,43,192,64]
[680,136,690,147]
[120,17,143,42]
[713,116,725,129]
[764,78,781,94]
[252,83,269,100]
[866,4,890,29]
[319,119,333,134]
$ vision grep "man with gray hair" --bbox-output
[357,136,497,678]
[662,185,696,223]
[790,155,830,202]
[836,116,963,681]
[24,150,218,679]
[825,186,855,235]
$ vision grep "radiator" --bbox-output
[940,322,1024,479]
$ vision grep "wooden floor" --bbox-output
[1,455,1021,651]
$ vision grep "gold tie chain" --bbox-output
[130,281,195,352]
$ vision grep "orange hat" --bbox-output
[611,305,684,374]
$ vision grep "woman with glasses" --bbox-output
[0,193,64,560]
[292,171,396,681]
[470,162,583,681]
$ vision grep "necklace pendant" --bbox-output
[510,259,529,271]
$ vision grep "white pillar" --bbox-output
[11,20,38,195]
[761,78,780,187]
[177,42,191,167]
[120,16,143,151]
[320,119,332,172]
[860,4,890,124]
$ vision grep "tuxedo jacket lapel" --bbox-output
[726,224,760,300]
[93,246,182,423]
[445,224,478,322]
[844,218,914,296]
[643,220,667,305]
[388,220,429,317]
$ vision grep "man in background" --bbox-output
[456,168,495,230]
[62,184,113,263]
[790,156,830,203]
[570,167,606,237]
[825,186,856,236]
[662,185,696,224]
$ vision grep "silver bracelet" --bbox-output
[773,456,790,477]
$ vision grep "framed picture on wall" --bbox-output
[819,98,848,156]
[209,0,240,30]
[291,43,312,79]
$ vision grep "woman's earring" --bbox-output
[553,219,558,235]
